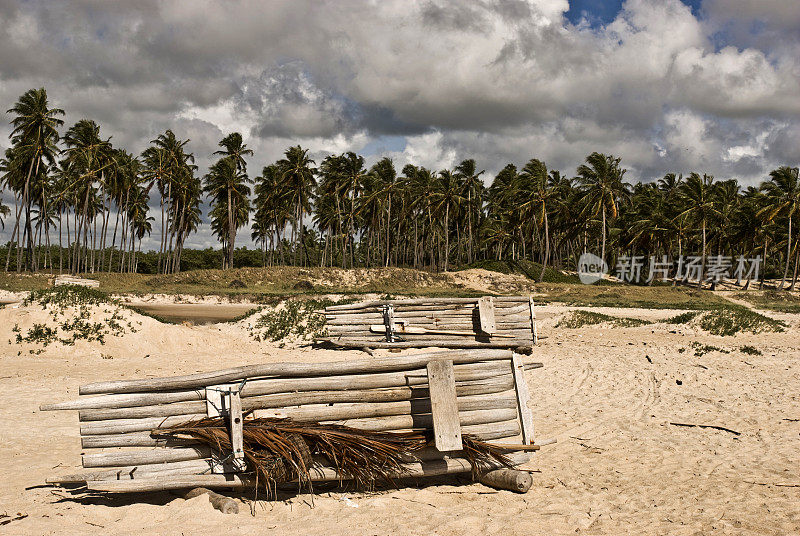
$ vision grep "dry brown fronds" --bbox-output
[152,417,514,496]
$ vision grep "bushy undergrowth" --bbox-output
[556,310,652,328]
[247,298,352,342]
[12,285,139,354]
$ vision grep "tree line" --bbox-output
[2,88,799,290]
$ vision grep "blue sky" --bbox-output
[566,0,703,26]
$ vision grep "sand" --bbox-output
[0,299,798,535]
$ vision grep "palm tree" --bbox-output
[577,152,628,265]
[516,158,557,281]
[6,88,64,271]
[677,173,719,287]
[760,166,800,289]
[277,146,317,266]
[204,156,252,268]
[455,159,485,264]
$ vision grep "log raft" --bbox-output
[318,295,538,352]
[43,348,545,496]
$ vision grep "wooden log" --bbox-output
[47,459,213,484]
[83,446,213,468]
[50,362,511,413]
[81,417,521,468]
[184,487,239,514]
[330,407,517,431]
[80,401,207,422]
[478,468,533,493]
[85,452,532,492]
[80,349,514,395]
[81,415,207,436]
[84,396,518,448]
[325,339,532,349]
[325,310,530,324]
[41,390,205,412]
[78,376,518,436]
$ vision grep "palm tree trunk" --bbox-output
[108,203,121,272]
[539,210,550,282]
[700,218,707,289]
[600,205,607,264]
[5,192,21,272]
[780,215,792,290]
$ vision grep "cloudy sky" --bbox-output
[1,0,798,249]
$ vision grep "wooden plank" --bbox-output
[426,360,462,452]
[511,353,535,445]
[529,297,537,344]
[206,383,242,473]
[478,296,497,335]
[228,389,245,471]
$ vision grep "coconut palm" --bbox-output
[277,146,317,266]
[577,152,628,265]
[760,166,800,289]
[677,173,719,286]
[5,88,64,271]
[204,155,252,269]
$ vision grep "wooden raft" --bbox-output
[42,349,542,493]
[320,296,538,352]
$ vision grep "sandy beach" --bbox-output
[0,296,797,535]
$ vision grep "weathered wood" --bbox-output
[78,377,516,436]
[331,407,517,432]
[79,349,514,395]
[511,354,535,445]
[79,401,207,422]
[426,360,462,452]
[368,325,515,338]
[53,362,512,413]
[228,389,245,470]
[80,418,521,469]
[184,487,239,514]
[478,468,533,493]
[325,339,532,349]
[47,459,213,484]
[478,296,497,335]
[85,452,532,492]
[251,392,517,423]
[81,415,206,436]
[40,390,204,412]
[83,447,213,468]
[529,297,537,344]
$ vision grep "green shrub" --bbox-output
[739,345,762,356]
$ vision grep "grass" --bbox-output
[733,290,800,313]
[458,259,580,284]
[695,306,786,336]
[664,305,785,336]
[691,341,730,356]
[666,311,699,324]
[534,283,734,310]
[556,310,652,328]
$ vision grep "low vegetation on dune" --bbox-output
[556,310,652,328]
[245,298,353,343]
[11,286,142,354]
[733,291,800,314]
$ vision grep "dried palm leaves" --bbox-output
[151,417,514,496]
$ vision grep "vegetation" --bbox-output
[739,345,762,356]
[246,299,347,342]
[694,306,786,336]
[556,310,652,328]
[11,285,140,353]
[2,87,799,291]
